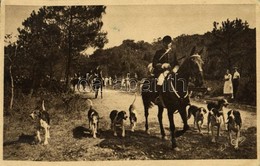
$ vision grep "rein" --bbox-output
[169,80,189,99]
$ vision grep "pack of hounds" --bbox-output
[30,96,242,149]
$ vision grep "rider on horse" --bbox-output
[152,35,179,107]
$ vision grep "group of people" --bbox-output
[223,68,240,100]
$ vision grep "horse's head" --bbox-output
[189,54,204,87]
[179,47,204,87]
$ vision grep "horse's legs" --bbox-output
[95,89,98,98]
[167,109,177,149]
[179,106,190,131]
[144,106,150,134]
[157,106,166,139]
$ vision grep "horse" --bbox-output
[141,47,204,150]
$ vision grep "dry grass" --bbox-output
[3,89,257,160]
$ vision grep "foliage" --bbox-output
[4,15,256,105]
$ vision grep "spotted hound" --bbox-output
[87,99,99,138]
[227,109,242,149]
[29,100,50,145]
[207,99,229,142]
[110,110,128,137]
[129,93,137,132]
[187,105,207,133]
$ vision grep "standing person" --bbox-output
[152,35,179,107]
[104,76,109,87]
[125,73,130,91]
[121,76,125,90]
[223,69,233,100]
[94,65,102,78]
[109,76,112,86]
[232,67,240,99]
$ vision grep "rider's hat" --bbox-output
[162,35,172,44]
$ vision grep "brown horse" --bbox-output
[141,47,204,150]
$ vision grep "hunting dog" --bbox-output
[187,105,207,133]
[227,109,242,149]
[129,93,137,132]
[29,100,50,145]
[87,99,99,138]
[207,99,229,142]
[110,110,128,137]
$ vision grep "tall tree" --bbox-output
[18,8,63,96]
[210,18,249,69]
[46,6,108,88]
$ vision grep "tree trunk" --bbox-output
[65,10,73,91]
[9,65,14,111]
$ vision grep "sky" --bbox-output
[4,4,256,54]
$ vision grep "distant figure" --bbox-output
[104,76,109,87]
[121,76,125,89]
[232,67,240,99]
[126,73,130,91]
[223,69,233,99]
[109,76,112,86]
[113,75,118,84]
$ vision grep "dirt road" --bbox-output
[3,88,257,160]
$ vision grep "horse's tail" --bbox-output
[141,78,154,109]
[141,91,154,109]
[87,99,93,109]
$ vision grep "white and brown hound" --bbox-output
[207,99,229,142]
[227,109,242,149]
[187,105,207,133]
[110,110,128,137]
[87,99,99,138]
[29,100,50,145]
[129,93,137,132]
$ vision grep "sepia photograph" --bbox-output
[1,0,259,164]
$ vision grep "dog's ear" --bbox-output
[203,108,207,114]
[118,111,124,119]
[234,111,242,125]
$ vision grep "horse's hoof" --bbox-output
[183,125,190,131]
[146,130,150,135]
[172,144,180,151]
[162,136,168,141]
[173,147,181,151]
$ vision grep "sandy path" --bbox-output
[79,88,256,133]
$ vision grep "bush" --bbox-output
[236,77,256,105]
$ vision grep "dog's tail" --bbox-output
[42,100,46,111]
[87,99,93,109]
[131,93,137,105]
